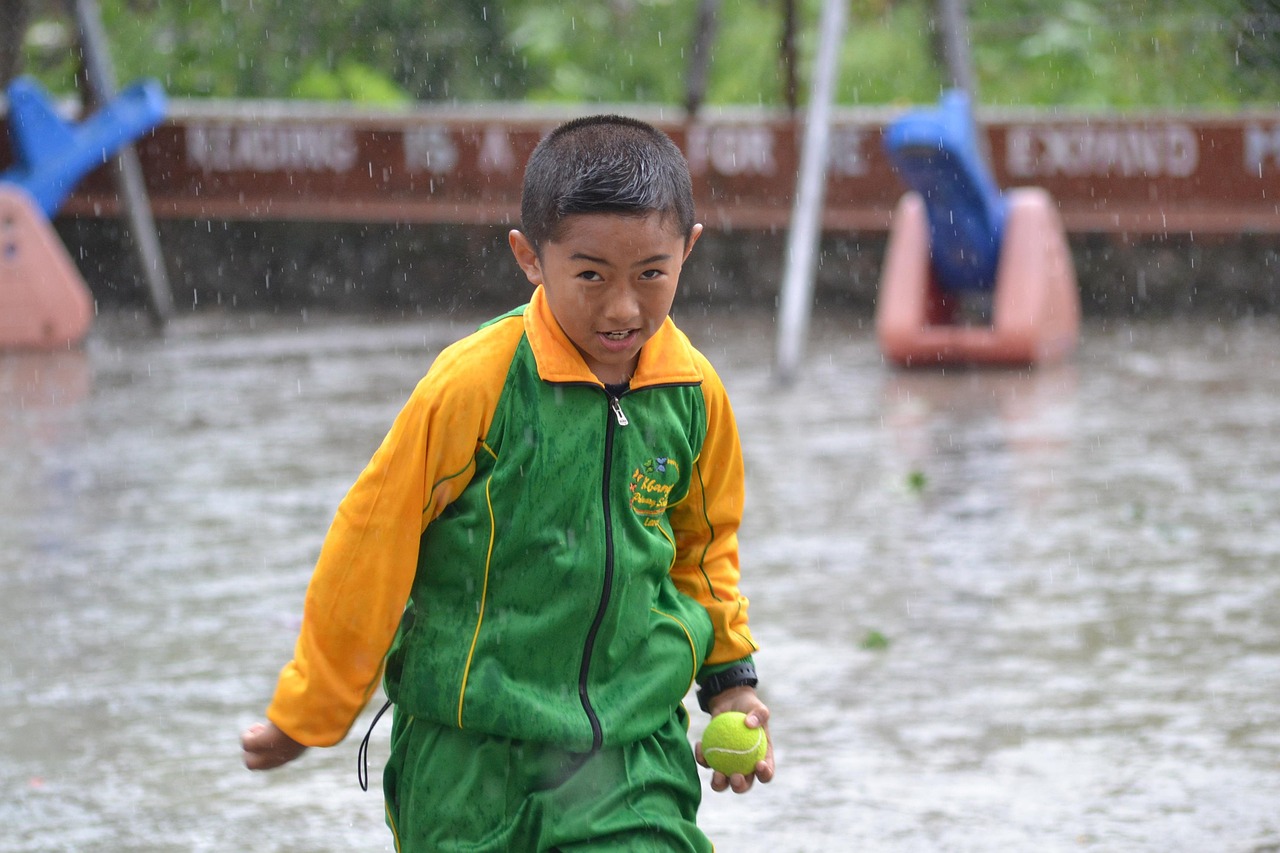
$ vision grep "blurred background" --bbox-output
[5,1,1280,320]
[4,3,1280,852]
[7,0,1280,109]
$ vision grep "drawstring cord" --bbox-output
[357,699,393,792]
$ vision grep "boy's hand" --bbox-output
[694,686,775,794]
[241,721,307,770]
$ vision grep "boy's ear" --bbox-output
[508,230,543,287]
[682,223,704,262]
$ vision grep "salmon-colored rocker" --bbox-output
[875,91,1079,368]
[0,77,165,349]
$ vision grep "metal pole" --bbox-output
[935,0,989,168]
[774,0,846,384]
[72,0,174,327]
[936,0,977,97]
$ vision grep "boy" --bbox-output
[242,114,773,851]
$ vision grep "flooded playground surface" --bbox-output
[3,307,1279,852]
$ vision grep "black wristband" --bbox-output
[696,662,758,713]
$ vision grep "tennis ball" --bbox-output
[701,711,767,776]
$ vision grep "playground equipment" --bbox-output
[0,76,166,349]
[774,0,847,383]
[875,90,1080,367]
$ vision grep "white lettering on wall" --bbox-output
[1005,124,1198,179]
[1244,124,1280,174]
[685,125,776,177]
[478,126,517,174]
[828,127,868,177]
[186,123,358,173]
[403,125,459,174]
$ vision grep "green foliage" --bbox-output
[680,0,786,107]
[838,0,942,105]
[506,1,695,103]
[291,61,411,105]
[970,0,1267,107]
[1234,0,1280,95]
[13,0,1280,108]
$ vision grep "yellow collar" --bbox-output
[523,286,703,388]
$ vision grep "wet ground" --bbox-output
[3,308,1279,851]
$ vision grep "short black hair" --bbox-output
[519,114,696,253]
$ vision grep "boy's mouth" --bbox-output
[598,329,638,351]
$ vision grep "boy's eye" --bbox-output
[577,269,603,282]
[640,268,665,280]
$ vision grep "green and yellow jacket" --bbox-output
[267,285,757,752]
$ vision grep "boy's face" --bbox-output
[509,213,702,385]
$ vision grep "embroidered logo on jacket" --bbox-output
[629,457,680,524]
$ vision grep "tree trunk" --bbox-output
[685,0,721,116]
[0,0,29,86]
[781,0,798,113]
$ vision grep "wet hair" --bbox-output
[519,114,696,254]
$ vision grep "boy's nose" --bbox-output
[602,285,641,323]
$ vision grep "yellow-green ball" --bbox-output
[701,712,767,776]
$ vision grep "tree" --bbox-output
[1233,0,1280,96]
[11,0,1280,108]
[1,0,29,85]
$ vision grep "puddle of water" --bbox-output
[3,311,1279,851]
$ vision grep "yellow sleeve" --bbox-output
[265,323,516,746]
[668,355,759,666]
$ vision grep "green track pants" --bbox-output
[383,708,713,852]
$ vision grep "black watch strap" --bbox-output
[696,662,758,712]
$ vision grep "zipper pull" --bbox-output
[609,396,629,426]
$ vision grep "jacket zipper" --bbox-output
[578,390,627,750]
[608,395,629,426]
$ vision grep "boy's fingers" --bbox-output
[241,721,306,770]
[241,727,272,770]
[243,742,289,771]
[241,725,275,755]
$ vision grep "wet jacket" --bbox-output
[266,285,757,751]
